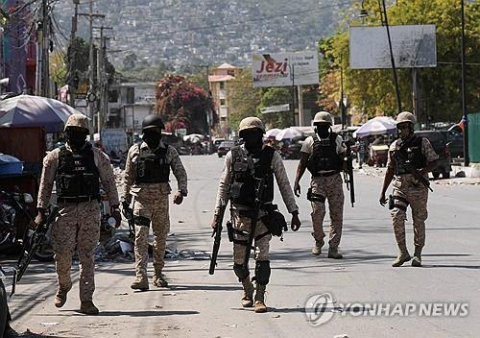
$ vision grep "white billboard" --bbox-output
[349,25,437,69]
[252,51,319,88]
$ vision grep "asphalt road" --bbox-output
[5,155,480,338]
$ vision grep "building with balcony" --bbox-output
[208,63,240,138]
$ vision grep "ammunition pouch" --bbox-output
[306,188,326,203]
[260,204,287,237]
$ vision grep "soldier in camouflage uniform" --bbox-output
[380,112,439,267]
[294,111,346,259]
[123,114,188,291]
[212,117,301,313]
[35,114,121,315]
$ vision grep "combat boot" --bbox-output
[130,274,149,290]
[153,271,169,287]
[392,244,411,267]
[311,240,324,256]
[54,283,72,308]
[79,301,99,315]
[241,277,254,307]
[328,247,343,259]
[254,284,267,313]
[412,247,422,267]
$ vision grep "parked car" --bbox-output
[414,130,451,179]
[212,138,226,153]
[217,141,235,158]
[439,128,464,159]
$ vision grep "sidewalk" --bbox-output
[357,165,480,186]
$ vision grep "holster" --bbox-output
[135,215,151,227]
[306,187,326,203]
[388,194,395,210]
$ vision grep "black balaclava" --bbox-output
[66,127,88,152]
[315,123,331,138]
[143,129,162,149]
[398,122,414,141]
[241,129,263,154]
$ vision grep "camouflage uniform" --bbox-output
[37,144,119,303]
[123,141,187,280]
[300,135,346,249]
[387,138,439,249]
[214,145,298,277]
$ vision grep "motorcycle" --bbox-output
[0,189,54,262]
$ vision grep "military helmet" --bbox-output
[312,111,333,125]
[142,114,165,131]
[239,117,265,133]
[64,114,90,132]
[396,111,416,125]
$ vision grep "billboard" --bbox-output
[349,25,437,69]
[252,51,319,88]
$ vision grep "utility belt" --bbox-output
[57,195,100,204]
[228,204,287,243]
[311,170,338,178]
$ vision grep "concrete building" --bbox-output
[107,82,156,134]
[208,63,240,138]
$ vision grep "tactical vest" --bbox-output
[135,145,170,184]
[56,144,100,199]
[229,146,275,207]
[394,136,427,175]
[306,133,343,175]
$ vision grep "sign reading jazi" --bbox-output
[252,51,319,88]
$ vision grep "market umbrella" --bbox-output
[265,128,282,139]
[275,127,303,141]
[183,133,204,143]
[0,94,78,133]
[354,116,397,138]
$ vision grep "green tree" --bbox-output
[259,87,292,129]
[228,68,262,131]
[319,0,480,123]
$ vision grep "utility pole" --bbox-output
[37,0,50,97]
[340,64,346,130]
[79,5,105,135]
[380,0,402,114]
[460,0,470,166]
[290,64,296,126]
[68,0,79,107]
[94,25,112,134]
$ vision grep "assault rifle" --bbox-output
[243,176,266,268]
[393,150,433,192]
[209,201,228,275]
[343,141,355,207]
[15,205,59,285]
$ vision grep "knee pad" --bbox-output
[254,260,271,285]
[233,263,249,281]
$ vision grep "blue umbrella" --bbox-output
[0,94,79,133]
